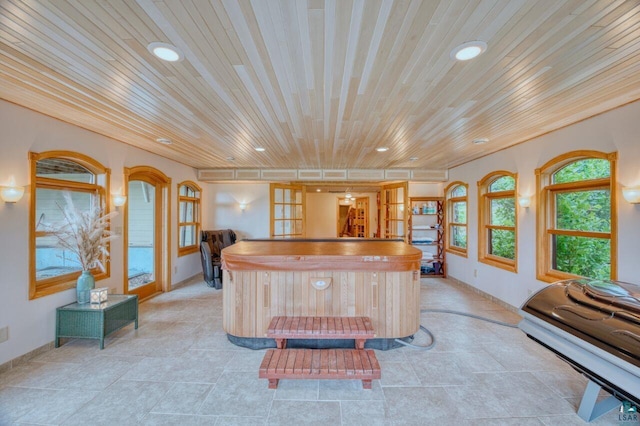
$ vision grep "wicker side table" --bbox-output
[55,294,138,349]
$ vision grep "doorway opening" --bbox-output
[123,166,171,300]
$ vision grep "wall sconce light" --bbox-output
[1,178,24,203]
[112,194,127,207]
[239,202,247,211]
[622,186,640,204]
[518,196,531,208]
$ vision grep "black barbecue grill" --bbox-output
[519,278,640,422]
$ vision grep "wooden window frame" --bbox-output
[535,150,617,283]
[29,151,111,300]
[444,181,468,257]
[477,171,518,273]
[177,181,201,256]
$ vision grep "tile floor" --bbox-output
[0,277,632,425]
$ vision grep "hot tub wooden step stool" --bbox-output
[259,316,380,389]
[266,315,376,349]
[259,348,381,389]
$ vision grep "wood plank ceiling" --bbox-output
[1,0,639,172]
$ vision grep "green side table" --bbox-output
[55,294,138,349]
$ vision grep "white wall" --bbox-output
[447,100,640,309]
[202,182,270,240]
[0,100,202,365]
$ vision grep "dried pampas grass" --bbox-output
[46,192,118,272]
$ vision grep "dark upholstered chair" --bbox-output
[200,229,236,289]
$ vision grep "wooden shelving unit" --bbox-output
[408,197,445,277]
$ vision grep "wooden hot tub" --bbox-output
[221,239,423,349]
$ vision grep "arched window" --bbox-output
[29,151,110,299]
[478,171,517,272]
[178,181,201,256]
[536,151,617,282]
[445,181,468,257]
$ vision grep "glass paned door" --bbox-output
[354,197,369,238]
[127,180,156,292]
[381,182,408,241]
[270,183,305,238]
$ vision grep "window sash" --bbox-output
[177,184,201,254]
[478,172,517,272]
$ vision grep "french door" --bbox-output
[380,182,408,242]
[270,183,305,238]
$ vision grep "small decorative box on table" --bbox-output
[55,294,138,349]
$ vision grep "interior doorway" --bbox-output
[123,166,171,300]
[337,197,369,237]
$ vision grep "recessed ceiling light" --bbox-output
[156,137,172,145]
[226,156,235,161]
[473,138,489,145]
[254,147,266,152]
[316,189,321,192]
[450,41,487,61]
[148,42,183,62]
[376,147,389,152]
[409,156,419,161]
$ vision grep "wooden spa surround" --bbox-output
[221,239,423,343]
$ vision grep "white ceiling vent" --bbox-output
[411,169,448,181]
[384,169,411,180]
[196,168,448,183]
[198,169,235,181]
[298,170,323,180]
[261,169,298,180]
[235,169,261,180]
[323,170,347,180]
[348,169,385,180]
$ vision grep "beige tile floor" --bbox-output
[0,277,631,425]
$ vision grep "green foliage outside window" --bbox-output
[452,225,467,248]
[449,185,468,250]
[555,190,610,232]
[487,176,515,260]
[551,158,611,280]
[553,235,610,280]
[490,176,515,191]
[553,159,610,183]
[490,229,515,260]
[452,201,466,223]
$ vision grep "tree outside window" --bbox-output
[536,152,617,282]
[178,181,201,256]
[478,171,517,272]
[445,182,468,256]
